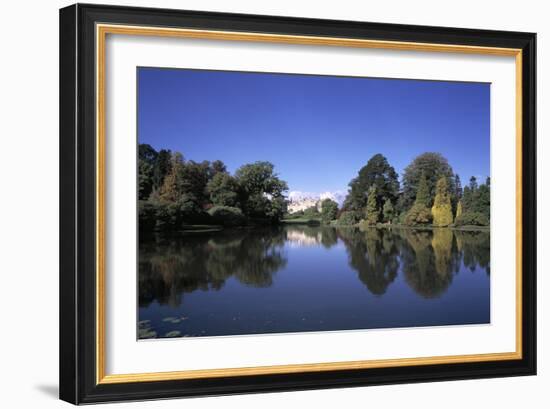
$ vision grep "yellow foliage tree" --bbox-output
[431,176,453,227]
[159,152,184,202]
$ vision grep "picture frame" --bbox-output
[59,3,536,404]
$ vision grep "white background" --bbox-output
[0,0,547,407]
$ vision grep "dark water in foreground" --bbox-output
[138,226,490,339]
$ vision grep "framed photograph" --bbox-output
[59,3,536,404]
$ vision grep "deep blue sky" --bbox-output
[138,67,490,193]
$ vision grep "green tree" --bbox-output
[404,173,433,226]
[382,198,394,223]
[473,177,490,218]
[364,186,380,225]
[179,160,211,205]
[207,172,239,207]
[337,211,361,226]
[235,161,288,221]
[455,176,490,227]
[454,174,463,201]
[455,200,463,221]
[303,206,320,218]
[321,198,339,224]
[210,160,227,176]
[153,149,172,191]
[415,172,430,206]
[344,154,399,211]
[138,144,158,199]
[138,158,154,200]
[432,176,453,227]
[402,152,455,210]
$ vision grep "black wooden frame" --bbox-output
[59,3,536,404]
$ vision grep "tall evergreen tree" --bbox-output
[344,154,399,211]
[382,198,394,223]
[454,174,463,201]
[404,172,433,226]
[432,176,453,227]
[469,176,478,192]
[364,185,380,225]
[153,149,172,191]
[415,172,430,206]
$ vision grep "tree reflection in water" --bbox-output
[139,226,490,307]
[139,228,287,308]
[337,227,399,295]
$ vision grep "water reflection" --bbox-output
[399,229,457,298]
[139,227,287,308]
[338,228,399,295]
[139,226,490,337]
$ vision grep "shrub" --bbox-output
[454,212,489,227]
[404,205,433,226]
[208,206,246,226]
[337,210,361,226]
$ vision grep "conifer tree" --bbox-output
[364,186,380,225]
[432,176,453,226]
[415,172,430,206]
[382,198,394,223]
[404,172,433,226]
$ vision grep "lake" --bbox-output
[138,226,490,339]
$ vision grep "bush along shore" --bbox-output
[138,145,489,233]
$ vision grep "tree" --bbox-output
[321,199,339,224]
[469,176,478,192]
[474,177,490,218]
[415,172,430,206]
[455,200,463,221]
[234,161,288,221]
[138,158,154,200]
[337,211,361,226]
[138,144,158,199]
[455,176,490,227]
[402,152,455,210]
[454,174,463,201]
[210,160,227,176]
[432,176,453,227]
[382,198,394,223]
[344,154,399,211]
[364,186,380,225]
[404,173,433,226]
[207,172,239,207]
[179,160,211,205]
[303,206,319,217]
[153,149,172,191]
[158,152,185,203]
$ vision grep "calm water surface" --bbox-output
[138,226,490,339]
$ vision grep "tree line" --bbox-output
[330,152,490,227]
[138,144,489,231]
[138,144,288,231]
